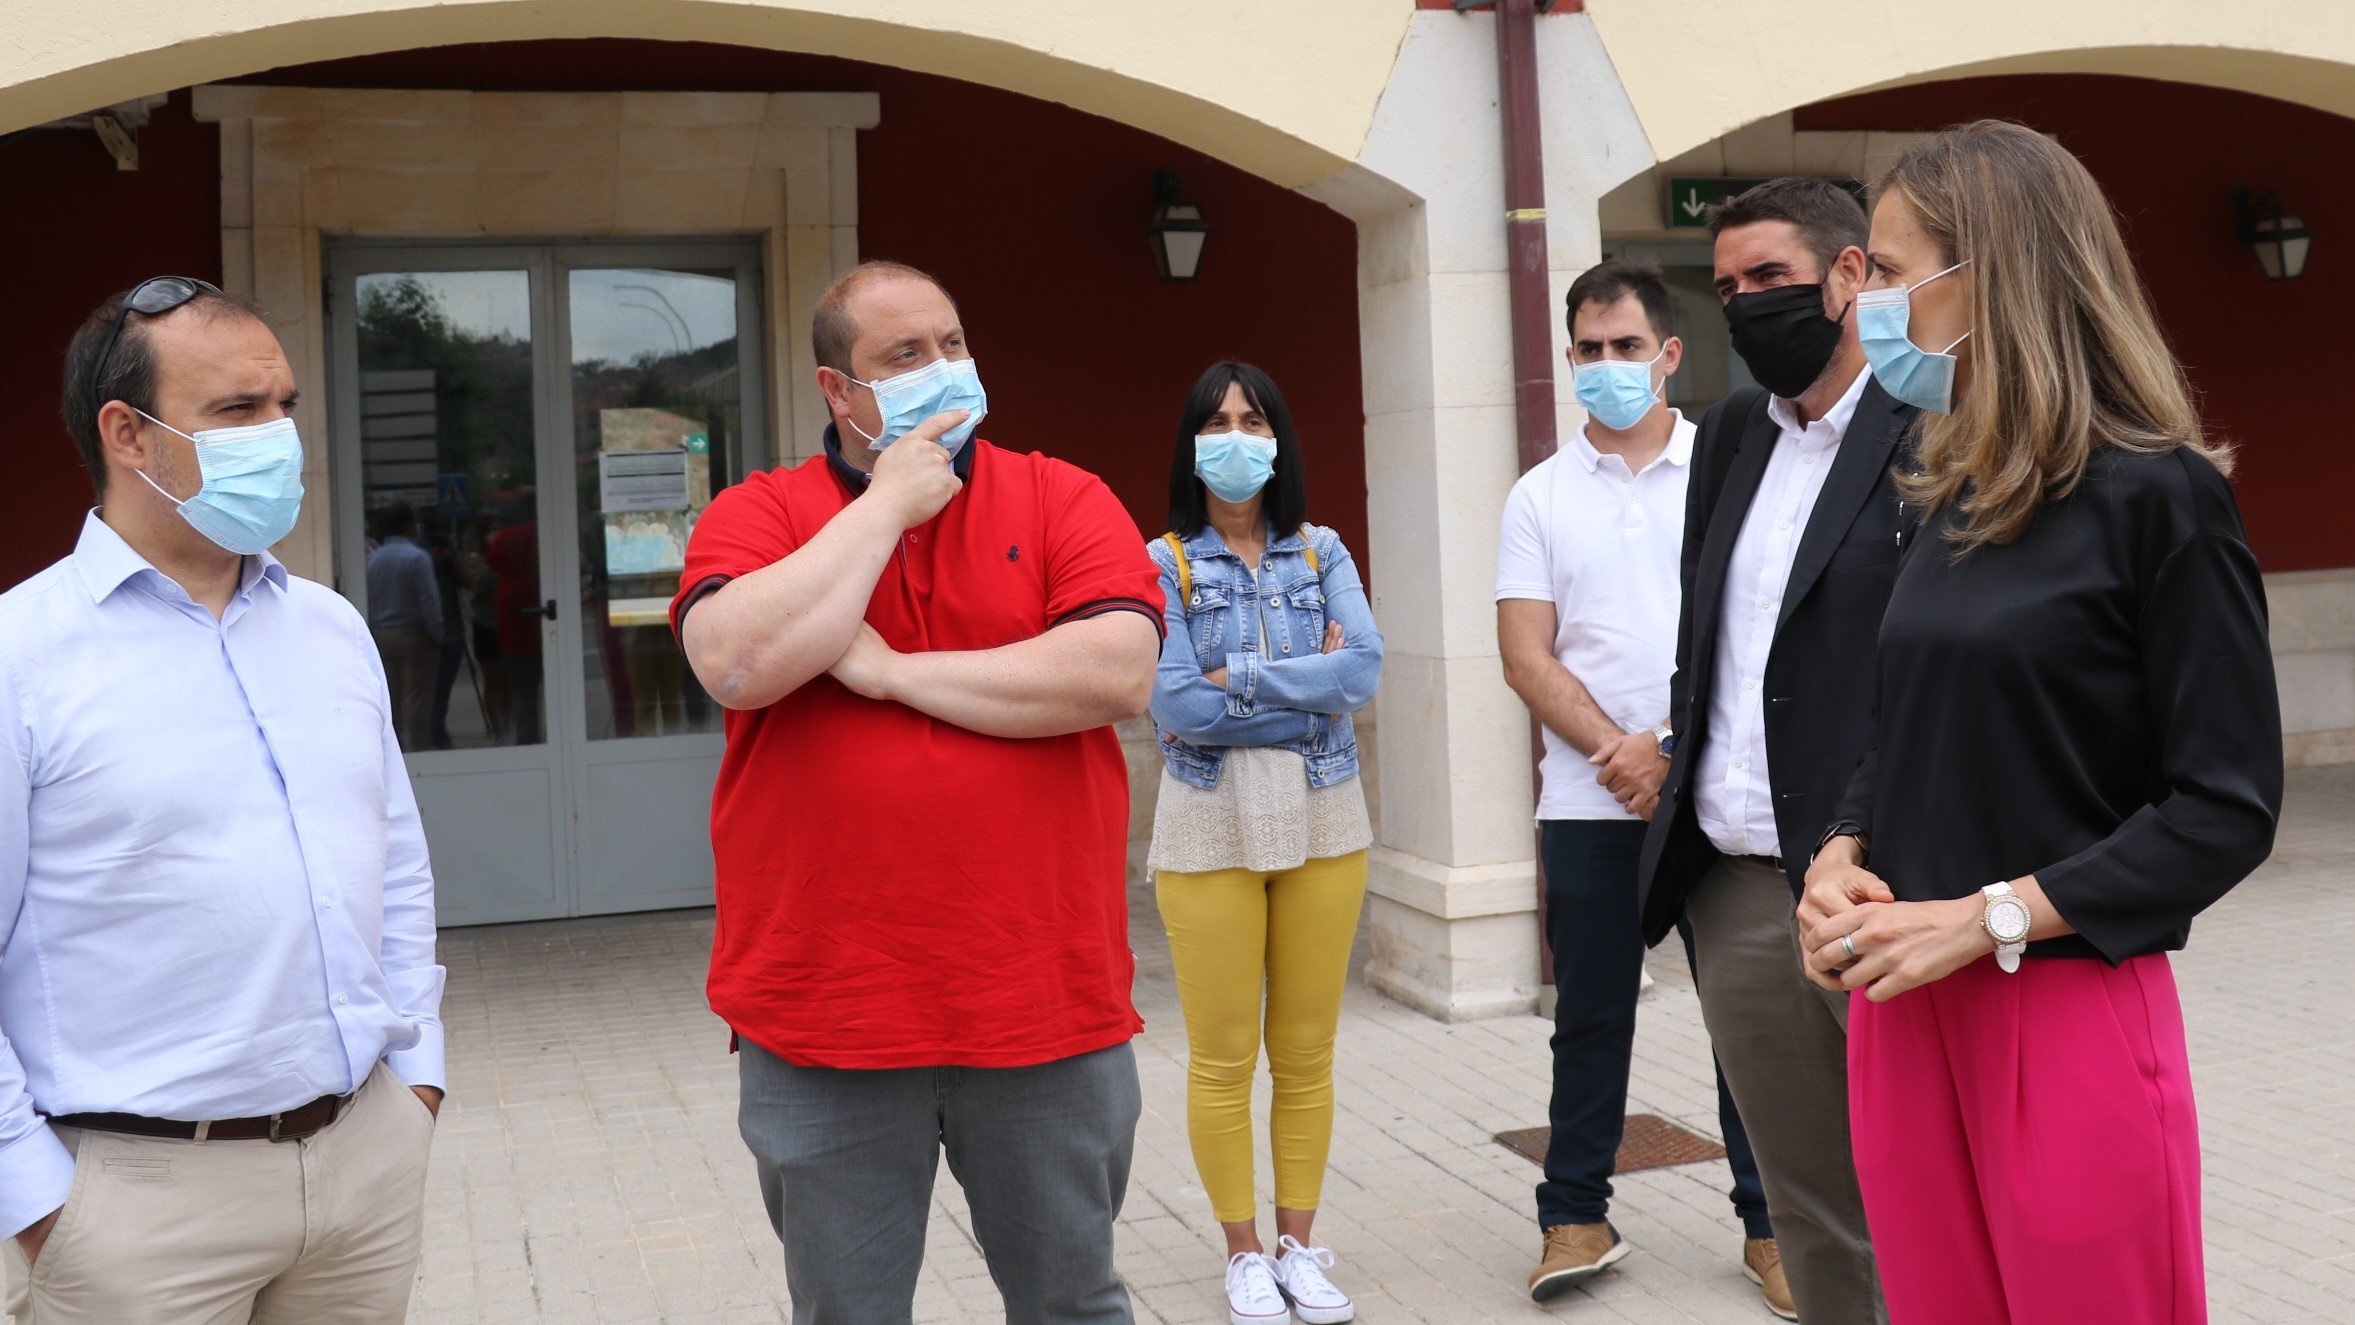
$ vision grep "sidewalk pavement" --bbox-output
[406,765,2355,1323]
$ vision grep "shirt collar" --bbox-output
[823,422,979,497]
[1181,522,1305,560]
[1569,408,1692,474]
[72,509,287,605]
[1767,363,1871,442]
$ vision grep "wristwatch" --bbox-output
[1651,724,1675,758]
[1981,881,2031,973]
[1816,819,1870,865]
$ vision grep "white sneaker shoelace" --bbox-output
[1225,1251,1287,1321]
[1275,1234,1352,1314]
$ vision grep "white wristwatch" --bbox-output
[1981,881,2031,973]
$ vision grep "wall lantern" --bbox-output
[1148,169,1210,282]
[2234,186,2311,281]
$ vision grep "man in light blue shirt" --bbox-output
[0,278,445,1323]
[363,502,444,750]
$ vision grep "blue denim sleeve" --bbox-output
[1146,547,1322,746]
[1223,533,1384,717]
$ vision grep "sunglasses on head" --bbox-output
[90,276,224,418]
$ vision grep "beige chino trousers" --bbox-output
[3,1064,435,1325]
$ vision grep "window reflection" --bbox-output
[354,270,544,751]
[570,268,741,741]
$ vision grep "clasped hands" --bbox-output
[1589,732,1666,820]
[1796,837,1997,1002]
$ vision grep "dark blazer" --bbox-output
[1637,375,1919,946]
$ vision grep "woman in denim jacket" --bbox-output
[1146,361,1382,1325]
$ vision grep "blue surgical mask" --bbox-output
[1572,346,1666,432]
[1194,431,1277,504]
[132,411,306,555]
[848,357,987,456]
[1857,260,1972,413]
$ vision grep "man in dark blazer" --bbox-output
[1637,178,1916,1325]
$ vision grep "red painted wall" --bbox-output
[0,93,222,586]
[0,41,1366,589]
[1801,74,2353,572]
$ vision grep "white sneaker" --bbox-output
[1273,1235,1355,1323]
[1639,964,1656,992]
[1225,1251,1289,1325]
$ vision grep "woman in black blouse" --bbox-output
[1796,121,2281,1325]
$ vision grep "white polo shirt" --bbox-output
[1496,412,1695,821]
[1694,367,1870,856]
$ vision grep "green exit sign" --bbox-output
[1664,176,1868,229]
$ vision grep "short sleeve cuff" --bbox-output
[0,1123,75,1239]
[385,1022,448,1095]
[1494,583,1556,604]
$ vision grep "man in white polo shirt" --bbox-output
[1498,258,1785,1316]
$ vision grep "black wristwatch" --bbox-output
[1816,819,1870,864]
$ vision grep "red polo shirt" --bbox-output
[671,435,1160,1069]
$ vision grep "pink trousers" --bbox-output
[1848,953,2206,1325]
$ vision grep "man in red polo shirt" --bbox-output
[673,261,1161,1324]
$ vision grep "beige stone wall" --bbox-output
[2271,569,2355,769]
[1583,0,2355,167]
[1,0,1413,191]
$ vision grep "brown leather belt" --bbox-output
[1738,853,1787,875]
[52,1089,358,1143]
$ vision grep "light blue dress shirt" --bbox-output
[0,514,446,1237]
[364,533,443,639]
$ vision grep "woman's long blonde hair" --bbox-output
[1880,120,2229,553]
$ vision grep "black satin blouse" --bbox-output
[1836,445,2283,962]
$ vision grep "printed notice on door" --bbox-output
[599,448,690,513]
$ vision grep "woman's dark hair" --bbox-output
[1165,360,1308,537]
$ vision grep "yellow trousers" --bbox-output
[1154,850,1369,1223]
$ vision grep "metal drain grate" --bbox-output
[1495,1114,1729,1174]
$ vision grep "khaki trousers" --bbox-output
[3,1064,435,1325]
[1683,855,1887,1325]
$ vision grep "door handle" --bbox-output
[515,599,557,620]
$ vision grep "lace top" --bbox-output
[1147,747,1371,875]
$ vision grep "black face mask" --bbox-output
[1723,283,1850,399]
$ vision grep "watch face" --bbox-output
[1988,897,2031,945]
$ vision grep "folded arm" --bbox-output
[1223,540,1383,716]
[833,611,1160,740]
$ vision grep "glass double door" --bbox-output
[327,241,764,925]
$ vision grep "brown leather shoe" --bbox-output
[1743,1237,1797,1320]
[1528,1222,1629,1302]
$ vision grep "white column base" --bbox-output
[1364,847,1540,1020]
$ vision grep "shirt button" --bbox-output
[1777,520,1792,532]
[1758,597,1773,610]
[334,994,349,1006]
[1804,455,1817,465]
[1734,758,1748,770]
[1744,679,1758,690]
[318,897,333,908]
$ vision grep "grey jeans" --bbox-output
[738,1038,1142,1325]
[1683,856,1888,1325]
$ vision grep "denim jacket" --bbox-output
[1146,522,1384,790]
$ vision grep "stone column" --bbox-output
[1302,10,1658,1018]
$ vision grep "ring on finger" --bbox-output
[1841,933,1859,963]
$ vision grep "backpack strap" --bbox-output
[1160,532,1191,605]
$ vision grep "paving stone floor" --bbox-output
[405,766,2355,1324]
